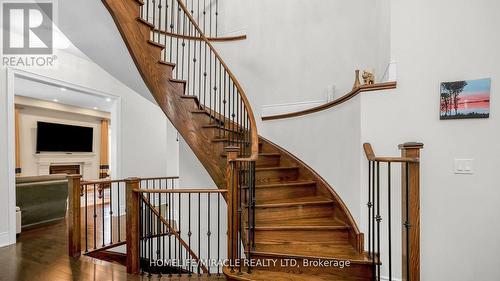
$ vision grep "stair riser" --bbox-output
[248,255,373,280]
[254,203,334,223]
[158,64,174,79]
[255,229,349,244]
[255,155,281,167]
[181,98,202,111]
[147,43,164,62]
[254,185,316,201]
[255,168,299,185]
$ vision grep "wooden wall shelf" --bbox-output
[262,81,397,121]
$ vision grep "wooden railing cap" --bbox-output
[399,142,424,150]
[67,174,82,179]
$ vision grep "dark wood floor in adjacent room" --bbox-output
[0,220,226,281]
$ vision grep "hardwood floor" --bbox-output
[0,220,225,281]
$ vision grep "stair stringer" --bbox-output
[103,0,228,188]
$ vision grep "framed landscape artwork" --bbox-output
[440,78,491,120]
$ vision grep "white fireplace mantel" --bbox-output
[34,152,96,178]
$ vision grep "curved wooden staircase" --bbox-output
[102,0,372,279]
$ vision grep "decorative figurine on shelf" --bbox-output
[362,69,375,85]
[352,70,361,90]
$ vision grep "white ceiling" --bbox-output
[14,76,114,112]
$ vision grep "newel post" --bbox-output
[399,142,424,281]
[225,146,240,269]
[126,177,140,274]
[67,174,82,257]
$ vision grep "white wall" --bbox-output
[17,106,101,179]
[360,0,500,280]
[213,0,385,223]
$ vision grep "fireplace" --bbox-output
[50,164,81,175]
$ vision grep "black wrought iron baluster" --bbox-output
[152,0,157,42]
[198,192,201,276]
[215,0,218,37]
[388,162,392,281]
[148,195,153,277]
[217,192,220,275]
[140,0,144,19]
[376,161,381,281]
[84,184,88,252]
[102,184,105,247]
[164,0,169,62]
[207,193,211,275]
[371,160,375,273]
[223,71,227,138]
[156,188,161,275]
[209,50,213,122]
[238,162,242,274]
[192,29,197,98]
[181,8,186,81]
[251,161,256,249]
[178,193,182,277]
[198,2,202,104]
[203,42,208,112]
[218,61,222,138]
[109,183,113,245]
[187,2,191,95]
[162,191,166,277]
[169,0,175,62]
[176,4,180,79]
[227,79,232,144]
[367,161,372,265]
[158,0,162,43]
[168,192,172,277]
[232,84,236,147]
[93,184,97,249]
[209,0,212,37]
[118,182,121,242]
[173,193,178,273]
[405,163,411,281]
[140,198,144,275]
[188,193,192,276]
[203,0,206,34]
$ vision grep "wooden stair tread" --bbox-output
[254,196,333,208]
[252,243,370,263]
[136,17,154,28]
[147,39,165,49]
[224,267,350,281]
[158,60,176,68]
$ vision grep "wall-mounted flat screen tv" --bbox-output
[36,121,93,153]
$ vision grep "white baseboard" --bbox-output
[0,231,12,248]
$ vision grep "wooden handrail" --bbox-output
[153,29,247,42]
[81,176,179,185]
[134,188,227,193]
[175,0,259,161]
[363,143,419,163]
[262,82,397,121]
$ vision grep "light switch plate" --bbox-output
[454,159,474,174]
